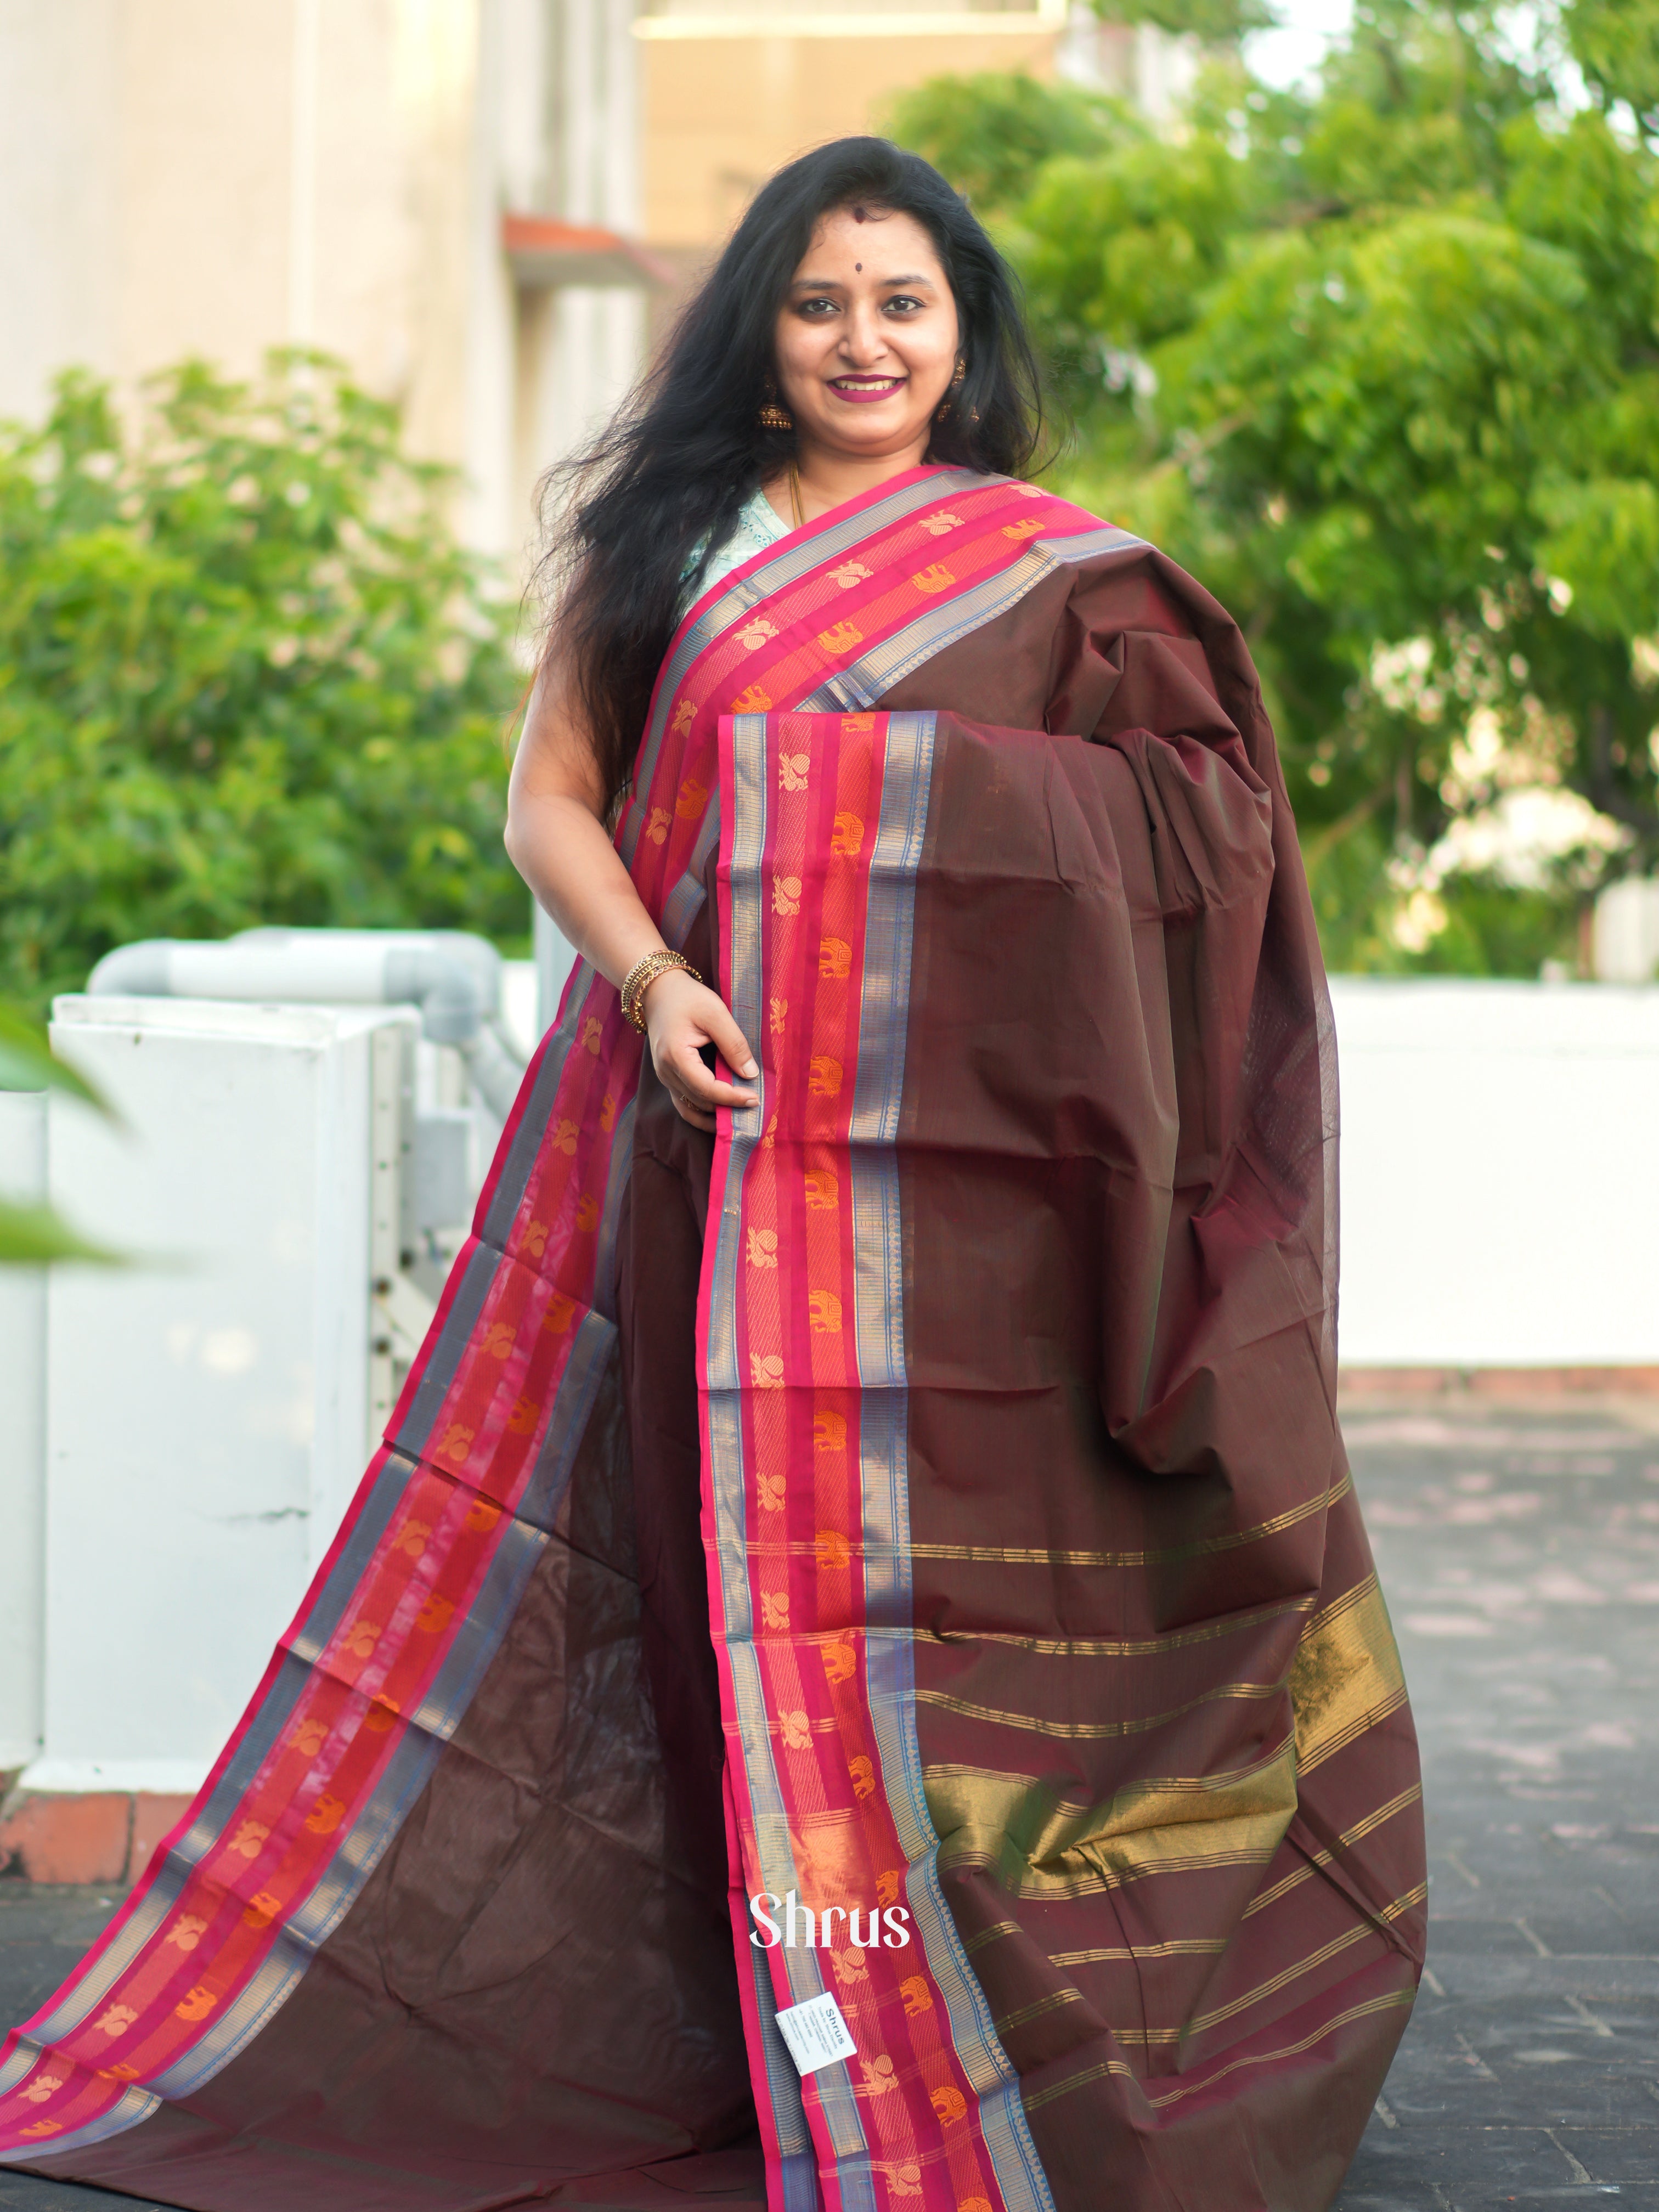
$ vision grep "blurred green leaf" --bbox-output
[0,1197,124,1266]
[0,1002,112,1111]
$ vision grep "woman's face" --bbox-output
[772,205,961,463]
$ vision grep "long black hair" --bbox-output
[538,136,1048,812]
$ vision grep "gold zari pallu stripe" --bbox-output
[922,1578,1410,1901]
[1023,2058,1139,2112]
[963,1920,1023,1956]
[1021,1990,1416,2118]
[992,1989,1088,2036]
[1289,1575,1410,1775]
[1048,1937,1229,1968]
[916,1674,1284,1742]
[926,1737,1298,1901]
[945,1592,1318,1660]
[1172,1888,1423,2040]
[1243,1784,1425,1919]
[1093,1882,1430,2056]
[905,1474,1351,1570]
[1143,1990,1416,2111]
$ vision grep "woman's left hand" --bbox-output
[644,969,760,1131]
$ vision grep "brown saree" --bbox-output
[2,466,1423,2212]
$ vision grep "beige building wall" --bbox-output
[639,6,1066,251]
[0,0,647,566]
[635,0,1193,283]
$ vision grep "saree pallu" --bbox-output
[0,465,1425,2212]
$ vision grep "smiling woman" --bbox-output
[2,139,1424,2212]
[772,205,963,476]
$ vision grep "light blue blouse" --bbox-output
[678,488,791,616]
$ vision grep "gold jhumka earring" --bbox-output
[758,379,793,431]
[935,357,967,421]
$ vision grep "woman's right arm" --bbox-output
[504,661,758,1131]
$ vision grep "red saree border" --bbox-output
[1,467,1112,2182]
[699,708,1055,2212]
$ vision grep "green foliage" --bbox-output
[0,356,526,1017]
[1096,0,1278,41]
[893,0,1659,972]
[882,72,1137,212]
[1568,0,1659,138]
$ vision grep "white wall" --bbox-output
[29,997,414,1795]
[1331,978,1659,1368]
[0,1093,48,1771]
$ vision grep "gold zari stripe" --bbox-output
[1024,2057,1137,2113]
[916,1675,1282,1743]
[1290,1575,1410,1775]
[1144,1990,1415,2109]
[1183,1913,1382,2036]
[1022,1990,1413,2115]
[949,1594,1317,1660]
[964,1921,1022,1956]
[1102,1882,1426,2046]
[1243,1784,1424,1918]
[994,1989,1086,2035]
[1049,1937,1228,1967]
[926,1737,1297,1901]
[907,1475,1351,1571]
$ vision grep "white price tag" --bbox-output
[774,1991,857,2076]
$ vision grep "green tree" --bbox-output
[893,1,1659,972]
[884,72,1137,211]
[0,356,526,1017]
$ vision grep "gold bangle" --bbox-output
[620,950,699,1032]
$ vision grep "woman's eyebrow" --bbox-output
[788,271,939,291]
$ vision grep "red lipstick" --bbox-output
[827,376,905,405]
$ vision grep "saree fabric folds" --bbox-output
[1,466,1424,2212]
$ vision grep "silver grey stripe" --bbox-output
[287,1451,420,1662]
[515,1304,622,1532]
[850,712,1059,2212]
[588,1108,636,1329]
[708,713,874,2207]
[743,1937,816,2181]
[624,467,994,861]
[704,704,819,2186]
[387,1240,503,1460]
[15,1470,413,2051]
[148,1512,554,2096]
[802,526,1146,716]
[477,962,597,1252]
[0,2079,161,2165]
[22,1346,582,2085]
[659,791,725,952]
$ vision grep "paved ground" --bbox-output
[2,1395,1656,2211]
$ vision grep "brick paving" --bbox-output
[1,1395,1656,2211]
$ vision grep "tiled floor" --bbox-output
[1335,1395,1659,2210]
[3,1396,1657,2210]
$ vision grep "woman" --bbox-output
[1,140,1424,2212]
